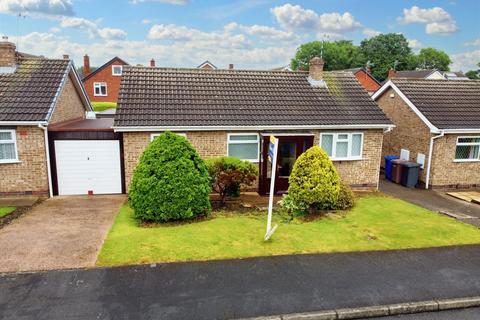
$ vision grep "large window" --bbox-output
[455,137,480,161]
[112,65,123,76]
[320,132,363,160]
[227,133,259,162]
[93,82,107,96]
[0,129,18,163]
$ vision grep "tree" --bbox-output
[76,66,98,78]
[360,33,415,81]
[128,132,211,222]
[416,48,451,71]
[291,40,363,71]
[466,62,480,79]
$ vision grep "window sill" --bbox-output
[331,158,363,162]
[453,159,480,163]
[0,160,21,164]
[93,95,108,97]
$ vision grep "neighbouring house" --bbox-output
[114,57,393,195]
[344,68,381,95]
[197,60,217,70]
[0,39,93,197]
[389,69,446,80]
[81,55,129,104]
[443,71,469,81]
[373,78,480,189]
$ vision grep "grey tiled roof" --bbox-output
[0,58,70,122]
[114,67,391,128]
[392,79,480,129]
[395,70,437,79]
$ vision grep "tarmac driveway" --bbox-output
[0,195,125,273]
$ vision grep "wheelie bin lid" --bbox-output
[402,162,421,168]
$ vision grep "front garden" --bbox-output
[96,132,480,266]
[0,207,16,218]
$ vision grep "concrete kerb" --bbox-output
[238,296,480,320]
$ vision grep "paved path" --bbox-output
[363,307,480,319]
[379,178,480,227]
[1,245,480,320]
[0,195,125,273]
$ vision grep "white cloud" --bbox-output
[98,28,127,40]
[0,0,74,17]
[141,19,152,25]
[408,39,423,50]
[131,0,188,4]
[398,6,458,35]
[224,22,298,42]
[451,50,480,71]
[363,28,381,38]
[270,4,362,34]
[464,39,480,47]
[58,17,127,40]
[50,27,61,33]
[60,16,96,29]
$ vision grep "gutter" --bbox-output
[38,124,53,198]
[425,131,444,190]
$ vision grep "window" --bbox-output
[455,137,480,161]
[320,132,363,160]
[0,129,18,163]
[93,82,107,96]
[112,65,123,76]
[227,133,259,162]
[150,133,186,141]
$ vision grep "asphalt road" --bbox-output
[1,245,480,320]
[364,307,480,319]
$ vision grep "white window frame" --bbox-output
[0,129,19,164]
[112,65,123,76]
[454,136,480,162]
[320,132,364,161]
[227,133,260,162]
[150,132,186,141]
[93,82,108,97]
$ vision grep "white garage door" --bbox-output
[55,140,122,195]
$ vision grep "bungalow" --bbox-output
[114,57,393,195]
[0,39,92,197]
[373,78,480,189]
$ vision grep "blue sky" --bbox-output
[0,0,479,71]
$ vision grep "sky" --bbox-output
[0,0,479,71]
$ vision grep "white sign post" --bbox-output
[265,135,279,241]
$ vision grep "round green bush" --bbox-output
[336,181,355,210]
[128,132,211,222]
[288,146,340,211]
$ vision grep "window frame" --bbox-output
[319,132,364,161]
[93,82,108,97]
[0,129,19,164]
[150,132,187,141]
[227,133,260,162]
[111,65,123,76]
[454,136,480,162]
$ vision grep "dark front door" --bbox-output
[259,135,314,195]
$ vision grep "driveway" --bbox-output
[379,178,480,227]
[0,195,125,273]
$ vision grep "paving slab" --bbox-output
[0,195,125,273]
[0,196,39,207]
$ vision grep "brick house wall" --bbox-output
[430,134,480,188]
[354,70,380,94]
[0,126,48,196]
[123,129,383,191]
[82,57,127,103]
[376,87,432,182]
[49,75,86,124]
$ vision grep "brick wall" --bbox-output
[430,134,480,188]
[82,58,127,103]
[354,70,380,94]
[0,126,48,196]
[49,75,86,124]
[376,87,432,182]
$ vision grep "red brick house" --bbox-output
[345,68,381,95]
[82,55,129,103]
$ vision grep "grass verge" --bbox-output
[0,207,16,218]
[92,102,117,112]
[97,196,480,266]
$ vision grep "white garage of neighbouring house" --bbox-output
[48,118,125,196]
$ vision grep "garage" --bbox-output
[48,118,125,196]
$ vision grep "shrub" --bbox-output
[336,182,355,210]
[206,157,258,204]
[128,131,211,222]
[279,194,308,216]
[288,146,340,212]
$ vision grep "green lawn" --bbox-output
[0,207,16,218]
[92,102,117,112]
[97,196,480,266]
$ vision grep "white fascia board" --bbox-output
[442,129,480,134]
[70,61,93,112]
[372,80,440,134]
[0,121,47,126]
[113,124,394,132]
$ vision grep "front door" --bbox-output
[259,135,314,195]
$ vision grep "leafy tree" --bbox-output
[128,132,211,222]
[466,62,480,79]
[291,40,363,71]
[360,33,415,81]
[416,48,451,71]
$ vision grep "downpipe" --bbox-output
[38,124,53,198]
[425,131,444,190]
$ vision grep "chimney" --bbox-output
[309,56,324,81]
[0,36,16,68]
[63,54,69,60]
[388,68,396,79]
[229,63,234,70]
[83,54,90,76]
[150,58,155,67]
